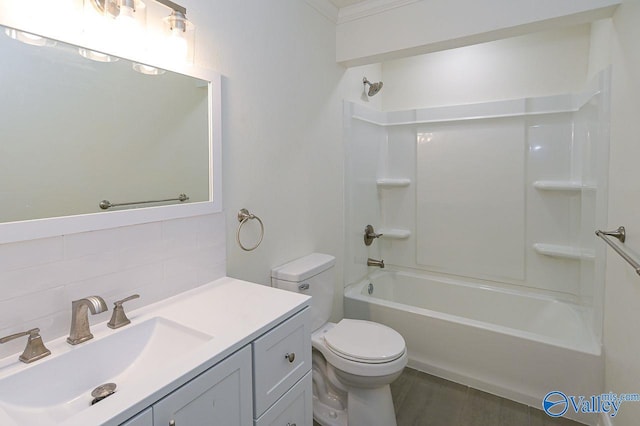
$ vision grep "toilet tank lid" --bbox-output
[271,253,336,282]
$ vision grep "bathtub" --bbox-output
[344,270,603,425]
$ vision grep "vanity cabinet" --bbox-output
[121,346,252,426]
[154,345,253,426]
[119,307,311,426]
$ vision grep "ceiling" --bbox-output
[329,0,370,8]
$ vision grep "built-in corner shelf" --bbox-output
[533,243,595,260]
[533,181,596,192]
[379,228,411,240]
[376,178,411,188]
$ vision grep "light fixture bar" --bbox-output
[154,0,186,15]
[91,0,186,16]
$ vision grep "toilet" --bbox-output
[271,253,407,426]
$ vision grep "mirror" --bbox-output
[0,24,221,243]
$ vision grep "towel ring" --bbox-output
[236,208,264,251]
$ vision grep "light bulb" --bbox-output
[78,48,118,62]
[4,28,50,47]
[132,63,165,75]
[166,28,188,62]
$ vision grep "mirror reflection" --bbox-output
[0,25,210,224]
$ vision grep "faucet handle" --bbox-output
[364,225,383,246]
[0,328,51,363]
[107,294,140,329]
[114,294,140,307]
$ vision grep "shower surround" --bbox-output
[343,71,610,425]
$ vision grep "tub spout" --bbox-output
[367,258,385,268]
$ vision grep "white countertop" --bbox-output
[0,277,310,426]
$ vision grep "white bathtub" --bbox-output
[344,270,603,425]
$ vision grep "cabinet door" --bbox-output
[121,408,153,426]
[153,346,252,426]
[254,372,312,426]
[252,308,311,417]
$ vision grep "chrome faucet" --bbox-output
[67,296,108,345]
[367,258,385,268]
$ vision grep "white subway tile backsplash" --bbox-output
[0,212,226,360]
[164,254,200,294]
[57,251,122,285]
[196,213,226,248]
[63,228,122,259]
[162,216,200,245]
[0,263,67,300]
[0,286,67,330]
[0,237,63,272]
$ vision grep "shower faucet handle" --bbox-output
[364,224,383,246]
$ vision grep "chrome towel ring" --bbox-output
[237,208,264,251]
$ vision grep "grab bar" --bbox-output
[595,226,640,276]
[99,193,189,210]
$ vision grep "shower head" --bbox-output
[363,77,383,97]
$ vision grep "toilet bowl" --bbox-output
[272,253,407,426]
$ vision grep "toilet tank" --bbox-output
[271,253,336,331]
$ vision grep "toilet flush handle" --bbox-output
[298,283,309,291]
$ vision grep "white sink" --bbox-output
[0,317,212,425]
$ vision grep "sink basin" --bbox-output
[0,317,212,424]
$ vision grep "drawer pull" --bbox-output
[169,421,176,426]
[287,423,297,426]
[285,352,296,363]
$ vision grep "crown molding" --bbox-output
[304,0,340,23]
[337,0,421,24]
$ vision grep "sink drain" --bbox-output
[91,383,117,405]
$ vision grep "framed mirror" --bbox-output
[0,24,221,244]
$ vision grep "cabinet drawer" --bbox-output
[252,308,311,417]
[254,372,312,426]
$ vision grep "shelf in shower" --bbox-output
[376,178,411,188]
[533,243,595,260]
[533,181,596,192]
[379,228,411,239]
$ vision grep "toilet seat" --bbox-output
[324,319,406,364]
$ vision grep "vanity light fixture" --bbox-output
[132,62,165,75]
[78,48,119,62]
[4,28,54,47]
[90,0,194,64]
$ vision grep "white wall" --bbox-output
[204,1,379,322]
[603,0,640,424]
[381,25,591,111]
[336,0,620,66]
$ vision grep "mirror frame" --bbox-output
[0,24,222,244]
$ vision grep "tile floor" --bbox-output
[313,367,587,426]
